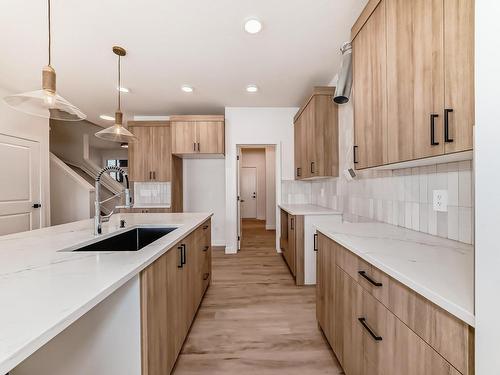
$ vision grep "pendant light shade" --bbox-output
[2,1,86,121]
[95,46,137,143]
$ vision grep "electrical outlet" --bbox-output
[433,190,448,212]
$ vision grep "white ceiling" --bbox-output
[0,0,367,127]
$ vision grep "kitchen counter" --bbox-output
[315,220,474,326]
[0,212,212,374]
[279,204,341,216]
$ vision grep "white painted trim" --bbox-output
[265,224,276,230]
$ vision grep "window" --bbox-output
[106,159,128,182]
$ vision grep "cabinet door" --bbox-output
[353,1,388,169]
[279,209,288,252]
[294,117,303,179]
[196,121,224,154]
[303,102,315,178]
[316,234,334,346]
[172,121,197,154]
[413,0,445,159]
[287,215,296,276]
[150,125,171,181]
[443,0,474,154]
[128,126,152,181]
[386,0,415,164]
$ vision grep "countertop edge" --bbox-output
[315,226,475,327]
[278,204,342,216]
[0,212,212,374]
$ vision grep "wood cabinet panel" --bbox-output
[294,87,339,179]
[353,0,387,169]
[128,126,152,182]
[151,125,172,181]
[172,121,197,154]
[443,0,474,154]
[197,121,224,154]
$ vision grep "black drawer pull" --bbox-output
[203,225,209,230]
[290,218,294,230]
[358,317,382,341]
[177,246,183,268]
[353,145,359,164]
[358,271,382,287]
[313,233,318,252]
[444,108,454,143]
[310,161,315,174]
[203,273,210,280]
[181,244,186,265]
[203,245,209,252]
[430,114,439,145]
[297,167,301,177]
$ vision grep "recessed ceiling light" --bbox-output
[100,114,115,121]
[246,84,259,93]
[244,18,262,34]
[120,142,128,149]
[181,85,194,93]
[117,86,129,93]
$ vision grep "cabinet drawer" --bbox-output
[359,282,461,375]
[334,241,389,306]
[388,278,473,375]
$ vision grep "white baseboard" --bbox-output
[265,224,276,230]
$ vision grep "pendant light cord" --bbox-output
[48,0,51,66]
[117,55,121,111]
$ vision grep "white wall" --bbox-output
[50,154,94,225]
[225,107,298,253]
[183,158,226,246]
[265,146,276,230]
[475,1,500,373]
[241,148,266,220]
[0,87,50,227]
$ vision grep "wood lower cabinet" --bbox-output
[316,232,473,375]
[171,115,225,157]
[294,87,339,179]
[141,219,212,375]
[352,0,474,169]
[279,209,304,284]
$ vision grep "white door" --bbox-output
[0,134,41,235]
[240,167,257,219]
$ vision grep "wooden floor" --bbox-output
[173,219,343,374]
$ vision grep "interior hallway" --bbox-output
[173,219,343,374]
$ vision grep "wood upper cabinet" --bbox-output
[352,0,474,168]
[353,1,387,169]
[171,116,225,156]
[294,87,339,179]
[128,122,171,182]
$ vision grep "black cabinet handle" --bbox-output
[353,145,359,164]
[178,246,183,268]
[193,142,196,151]
[430,114,439,145]
[290,218,294,230]
[197,142,200,151]
[358,318,382,341]
[203,225,209,230]
[181,244,187,265]
[149,171,152,180]
[296,167,301,177]
[203,273,210,280]
[203,245,209,252]
[444,108,454,143]
[310,161,315,174]
[32,203,42,208]
[152,171,156,180]
[358,271,383,287]
[314,233,318,251]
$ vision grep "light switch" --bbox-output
[433,190,448,212]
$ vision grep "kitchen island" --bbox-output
[0,213,212,375]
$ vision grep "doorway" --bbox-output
[0,134,42,235]
[236,145,276,250]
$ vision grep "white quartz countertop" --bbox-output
[0,212,212,374]
[315,220,474,327]
[279,204,341,216]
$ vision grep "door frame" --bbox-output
[236,144,277,251]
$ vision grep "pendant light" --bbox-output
[3,0,86,121]
[95,46,137,143]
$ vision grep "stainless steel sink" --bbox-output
[71,227,177,252]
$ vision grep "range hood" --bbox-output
[333,42,352,104]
